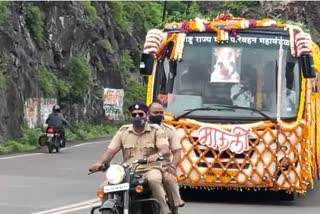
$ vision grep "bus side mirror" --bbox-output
[300,54,316,78]
[140,53,154,75]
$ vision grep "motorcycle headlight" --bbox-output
[106,164,125,184]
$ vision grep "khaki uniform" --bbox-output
[108,123,171,214]
[161,123,184,208]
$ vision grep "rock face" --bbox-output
[0,1,142,143]
[1,1,320,143]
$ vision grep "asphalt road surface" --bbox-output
[1,138,319,214]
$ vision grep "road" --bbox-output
[0,138,319,214]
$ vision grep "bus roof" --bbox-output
[162,14,300,34]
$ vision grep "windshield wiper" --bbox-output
[174,107,233,121]
[212,104,273,121]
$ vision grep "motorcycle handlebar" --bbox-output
[88,163,109,175]
[88,157,164,175]
[136,156,164,164]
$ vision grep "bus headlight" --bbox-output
[106,165,125,184]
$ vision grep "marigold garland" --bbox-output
[143,14,320,192]
[153,15,296,59]
[156,33,177,60]
[310,94,317,177]
[305,79,314,188]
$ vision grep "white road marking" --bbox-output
[0,140,108,160]
[47,202,101,214]
[0,153,43,160]
[31,199,100,214]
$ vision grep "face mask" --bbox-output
[132,117,146,128]
[149,115,164,125]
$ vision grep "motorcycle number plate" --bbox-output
[104,183,130,193]
[47,133,54,137]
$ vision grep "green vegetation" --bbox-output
[119,50,146,116]
[0,122,122,154]
[140,2,163,32]
[81,1,97,18]
[37,55,93,99]
[66,54,92,97]
[282,19,310,33]
[97,39,113,53]
[36,65,56,97]
[221,1,259,16]
[56,79,71,97]
[162,2,203,24]
[0,1,10,30]
[0,142,36,154]
[65,122,122,141]
[36,65,71,98]
[0,128,42,154]
[25,3,45,48]
[37,57,94,99]
[109,2,128,29]
[109,2,162,31]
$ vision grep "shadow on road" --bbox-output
[180,188,298,206]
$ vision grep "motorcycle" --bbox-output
[46,127,63,153]
[38,127,65,153]
[89,158,163,214]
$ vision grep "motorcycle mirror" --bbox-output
[300,54,316,78]
[139,53,154,75]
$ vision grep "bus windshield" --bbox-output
[153,32,300,121]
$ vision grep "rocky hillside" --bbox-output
[0,1,319,143]
[198,1,320,44]
[0,1,147,143]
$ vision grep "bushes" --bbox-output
[0,128,42,154]
[36,65,71,98]
[66,54,92,97]
[81,1,97,18]
[37,65,70,97]
[109,2,162,32]
[0,1,10,30]
[25,3,45,48]
[119,50,146,116]
[97,39,113,53]
[0,123,123,154]
[36,65,57,97]
[37,54,92,99]
[65,122,122,141]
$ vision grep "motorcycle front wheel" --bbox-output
[100,208,121,214]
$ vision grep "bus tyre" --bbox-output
[279,191,295,201]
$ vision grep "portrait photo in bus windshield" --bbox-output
[210,47,242,83]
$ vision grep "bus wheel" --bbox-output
[279,191,295,201]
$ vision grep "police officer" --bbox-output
[148,102,184,214]
[89,101,172,214]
